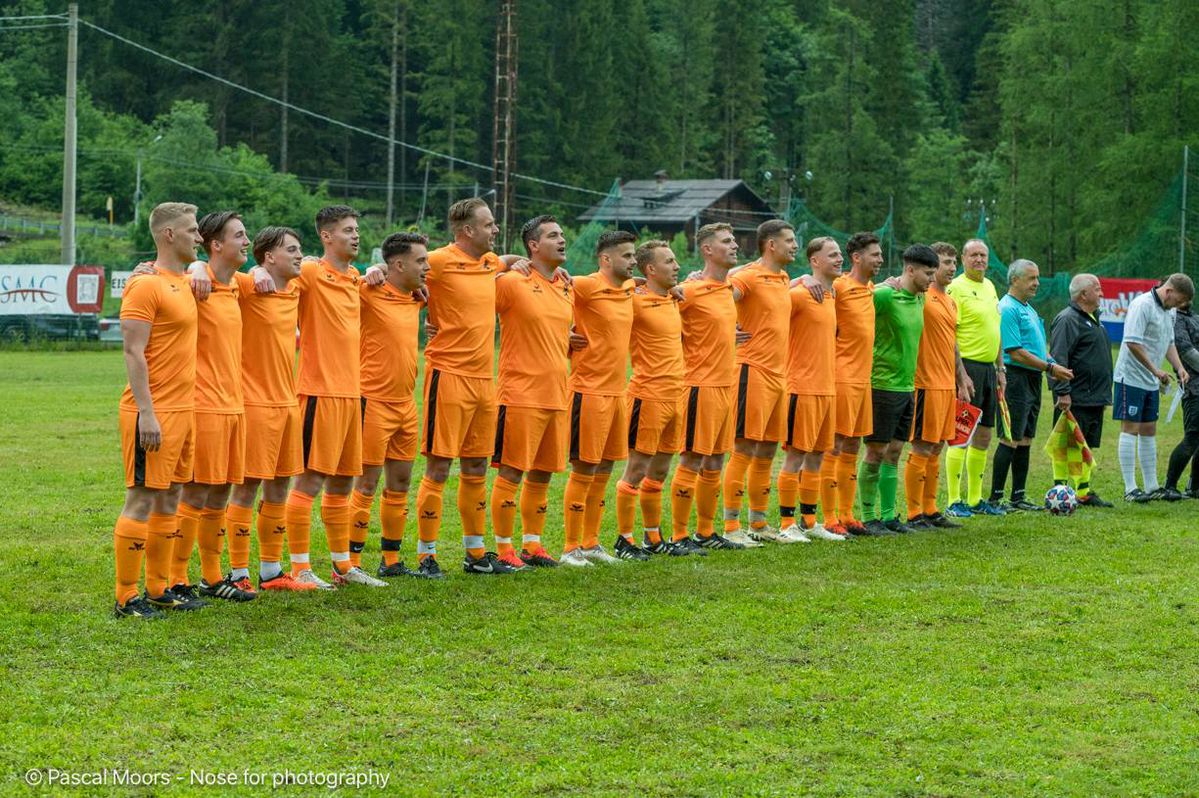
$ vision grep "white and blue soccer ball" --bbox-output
[1044,484,1079,516]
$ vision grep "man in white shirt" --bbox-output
[1112,273,1194,502]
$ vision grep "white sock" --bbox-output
[1118,432,1139,493]
[230,567,250,581]
[1138,434,1159,492]
[259,560,283,580]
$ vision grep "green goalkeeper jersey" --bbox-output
[871,285,925,392]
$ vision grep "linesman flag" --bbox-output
[1043,410,1095,490]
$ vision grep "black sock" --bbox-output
[990,444,1014,502]
[1010,445,1031,501]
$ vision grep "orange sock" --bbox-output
[113,515,148,604]
[256,500,286,566]
[457,474,487,559]
[520,479,549,552]
[670,466,698,541]
[777,470,799,526]
[197,508,227,585]
[722,451,752,532]
[321,493,352,573]
[562,472,593,552]
[820,454,839,526]
[415,477,443,561]
[379,489,407,566]
[285,490,314,575]
[799,469,820,528]
[582,471,611,549]
[747,456,773,529]
[616,480,639,542]
[696,469,721,538]
[171,502,202,587]
[836,452,859,523]
[226,502,253,571]
[905,452,929,521]
[923,454,942,516]
[640,477,664,544]
[349,489,374,568]
[490,476,520,556]
[145,511,176,597]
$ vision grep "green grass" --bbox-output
[3,350,1199,796]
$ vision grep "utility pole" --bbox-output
[491,0,518,252]
[60,3,78,266]
[1182,144,1190,275]
[385,1,401,228]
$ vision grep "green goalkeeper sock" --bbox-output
[878,462,899,520]
[857,461,882,521]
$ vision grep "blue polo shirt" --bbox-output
[999,293,1047,367]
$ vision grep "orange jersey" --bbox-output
[628,289,685,401]
[295,259,361,398]
[193,266,243,413]
[359,281,423,401]
[679,278,738,388]
[730,261,790,375]
[119,267,197,412]
[424,243,501,379]
[568,272,635,396]
[235,272,299,408]
[787,284,837,396]
[495,269,574,410]
[833,274,875,386]
[915,285,959,390]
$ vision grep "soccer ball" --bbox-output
[1044,484,1079,516]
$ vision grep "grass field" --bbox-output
[3,350,1199,796]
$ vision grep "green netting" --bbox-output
[563,179,631,275]
[786,199,896,278]
[978,151,1196,318]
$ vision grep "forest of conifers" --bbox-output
[1,0,1196,270]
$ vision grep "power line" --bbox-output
[0,14,67,21]
[0,22,68,30]
[78,19,608,197]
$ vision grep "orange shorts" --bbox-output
[734,364,786,443]
[569,392,628,464]
[121,408,194,490]
[913,388,956,443]
[492,405,568,473]
[835,382,872,438]
[362,397,418,465]
[192,411,246,485]
[299,395,362,477]
[786,393,835,453]
[682,385,735,456]
[626,395,684,455]
[243,403,303,480]
[423,369,497,460]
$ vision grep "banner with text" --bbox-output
[1098,277,1159,342]
[0,265,106,315]
[110,271,134,299]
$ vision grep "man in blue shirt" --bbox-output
[990,259,1074,510]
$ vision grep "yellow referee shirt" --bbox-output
[947,272,1001,362]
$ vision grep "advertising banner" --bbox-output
[1097,277,1158,342]
[0,265,106,315]
[110,271,135,299]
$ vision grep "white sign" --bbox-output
[110,270,135,298]
[0,265,72,315]
[0,264,105,315]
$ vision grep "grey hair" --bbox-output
[1007,259,1038,282]
[1068,273,1099,300]
[962,238,989,254]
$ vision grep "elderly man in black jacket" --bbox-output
[1165,301,1199,496]
[1048,273,1114,507]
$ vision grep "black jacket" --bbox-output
[1175,307,1199,398]
[1048,302,1113,405]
